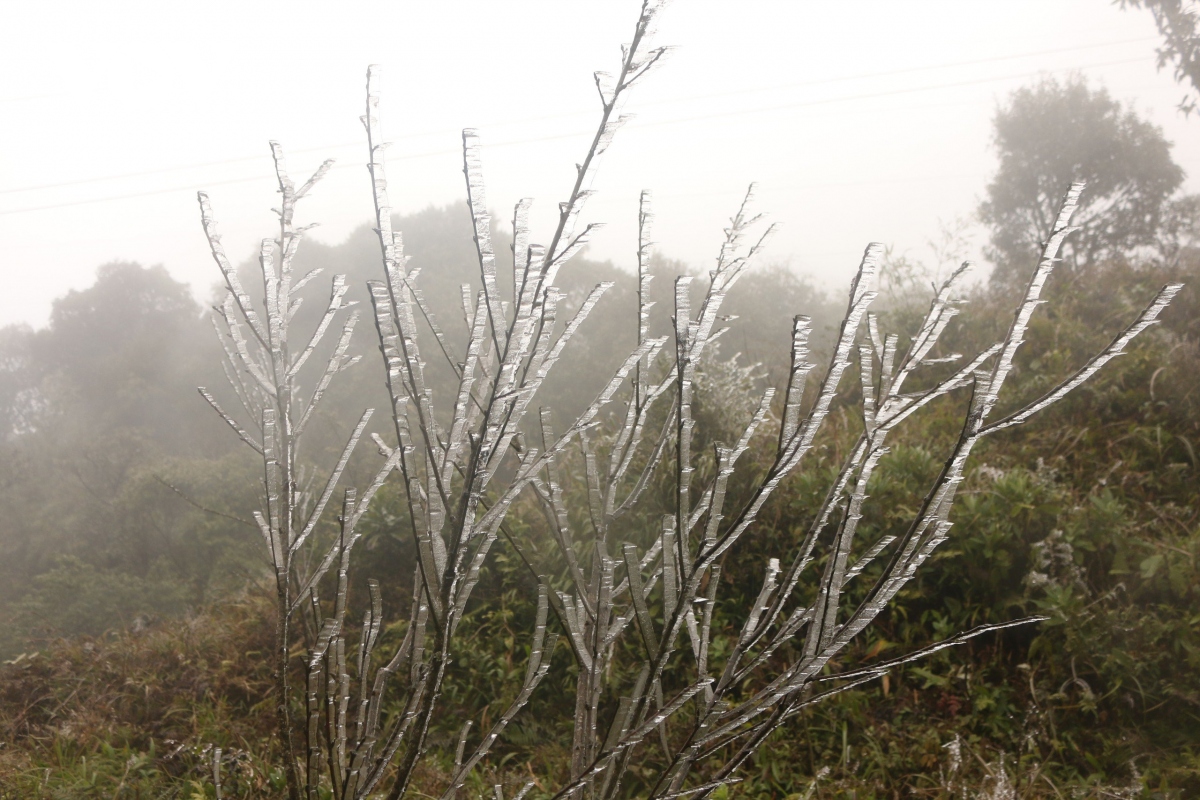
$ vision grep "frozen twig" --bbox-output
[198,0,1180,794]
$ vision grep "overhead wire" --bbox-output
[0,47,1158,217]
[0,35,1158,198]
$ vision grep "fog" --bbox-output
[3,4,1199,795]
[1,0,1195,326]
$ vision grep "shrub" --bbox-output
[184,2,1188,798]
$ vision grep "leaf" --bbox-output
[1140,553,1165,579]
[864,638,892,659]
[909,666,949,690]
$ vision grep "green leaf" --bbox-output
[1140,553,1165,579]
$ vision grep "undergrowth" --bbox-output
[2,261,1196,798]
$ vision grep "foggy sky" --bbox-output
[1,1,1196,328]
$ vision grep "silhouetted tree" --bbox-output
[0,263,250,642]
[272,206,838,433]
[36,261,222,446]
[0,324,43,440]
[980,76,1184,289]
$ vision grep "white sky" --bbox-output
[1,1,1196,328]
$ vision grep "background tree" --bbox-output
[979,76,1184,289]
[0,263,256,649]
[0,324,43,440]
[0,210,832,659]
[35,262,222,446]
[270,204,837,432]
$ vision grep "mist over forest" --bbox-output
[0,205,835,640]
[1,3,1199,797]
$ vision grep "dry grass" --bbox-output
[0,591,279,798]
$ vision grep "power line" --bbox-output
[0,93,65,105]
[0,55,1155,217]
[632,56,1150,129]
[647,36,1157,104]
[0,36,1156,198]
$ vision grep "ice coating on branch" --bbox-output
[195,1,1182,793]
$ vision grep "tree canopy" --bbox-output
[979,76,1185,288]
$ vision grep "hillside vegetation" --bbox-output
[1,228,1196,796]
